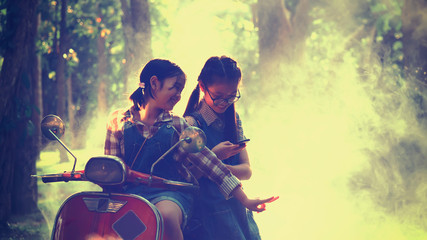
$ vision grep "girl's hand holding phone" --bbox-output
[236,139,250,146]
[212,141,246,160]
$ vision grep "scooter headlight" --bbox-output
[85,156,126,185]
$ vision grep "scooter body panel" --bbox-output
[52,191,163,240]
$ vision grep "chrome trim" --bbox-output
[83,197,127,213]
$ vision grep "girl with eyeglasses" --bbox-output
[184,56,274,240]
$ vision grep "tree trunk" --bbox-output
[256,0,311,96]
[32,13,43,153]
[57,0,69,162]
[56,0,67,119]
[67,76,75,148]
[97,27,108,116]
[120,0,153,95]
[402,0,427,121]
[402,0,427,85]
[0,0,40,229]
[257,0,292,71]
[290,0,311,62]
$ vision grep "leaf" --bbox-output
[370,3,387,13]
[48,71,56,79]
[392,41,402,51]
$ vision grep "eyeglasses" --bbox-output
[205,88,240,106]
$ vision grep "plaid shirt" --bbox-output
[185,99,246,141]
[104,106,241,197]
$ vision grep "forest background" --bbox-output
[0,0,427,239]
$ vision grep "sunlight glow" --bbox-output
[38,1,427,239]
[240,34,427,240]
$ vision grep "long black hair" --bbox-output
[129,59,185,111]
[184,56,242,143]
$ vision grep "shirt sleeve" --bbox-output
[184,115,198,127]
[175,116,241,198]
[104,110,124,159]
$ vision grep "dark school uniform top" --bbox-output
[185,99,261,240]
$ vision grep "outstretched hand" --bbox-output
[243,196,279,212]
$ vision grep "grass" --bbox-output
[1,212,50,240]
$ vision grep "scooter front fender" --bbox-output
[51,192,163,240]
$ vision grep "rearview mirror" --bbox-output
[149,126,208,181]
[40,115,78,174]
[179,126,207,153]
[41,114,65,140]
[85,156,126,185]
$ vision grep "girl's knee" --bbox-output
[156,200,183,226]
[156,200,184,240]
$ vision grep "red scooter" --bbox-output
[34,115,206,240]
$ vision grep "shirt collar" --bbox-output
[127,106,173,125]
[156,110,173,123]
[198,99,221,126]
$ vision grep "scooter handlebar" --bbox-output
[36,170,85,183]
[41,174,67,183]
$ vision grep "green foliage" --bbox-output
[201,1,259,98]
[370,0,402,36]
[369,0,404,72]
[228,8,259,90]
[292,0,427,232]
[3,212,49,240]
[150,0,172,55]
[0,1,7,56]
[37,0,124,122]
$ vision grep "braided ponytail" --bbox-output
[183,84,201,117]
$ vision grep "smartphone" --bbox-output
[237,139,250,146]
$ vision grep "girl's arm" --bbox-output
[223,148,252,180]
[178,115,276,210]
[184,148,275,212]
[186,114,252,180]
[231,186,276,212]
[224,112,252,180]
[176,116,241,197]
[104,109,125,159]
